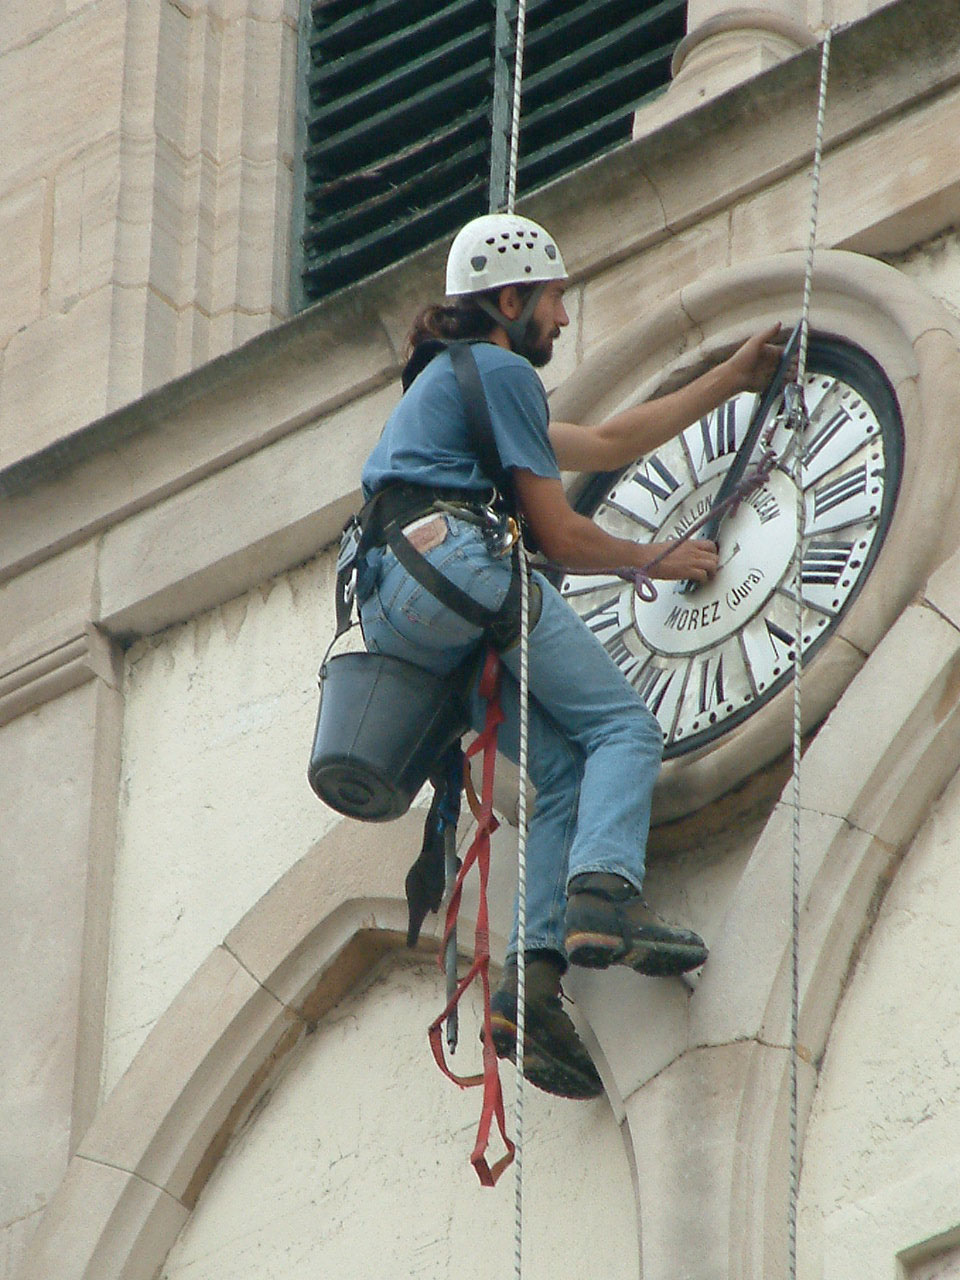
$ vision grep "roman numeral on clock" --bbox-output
[583,597,623,640]
[699,402,738,466]
[813,464,868,519]
[634,661,676,716]
[630,456,681,509]
[801,540,854,586]
[697,654,725,715]
[764,618,795,663]
[804,405,852,466]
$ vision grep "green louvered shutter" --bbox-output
[298,0,686,305]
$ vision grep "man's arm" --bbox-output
[548,325,784,473]
[512,471,718,582]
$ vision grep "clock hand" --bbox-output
[676,322,803,595]
[702,320,802,545]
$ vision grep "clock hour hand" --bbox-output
[679,321,802,590]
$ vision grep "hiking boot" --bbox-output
[488,951,603,1100]
[565,873,708,977]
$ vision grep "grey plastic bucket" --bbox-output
[307,651,473,822]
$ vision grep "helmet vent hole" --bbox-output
[546,245,557,260]
[470,255,487,271]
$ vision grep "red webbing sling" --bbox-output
[427,648,515,1186]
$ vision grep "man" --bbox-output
[357,213,782,1099]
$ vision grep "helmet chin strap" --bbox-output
[476,283,545,352]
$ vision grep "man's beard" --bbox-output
[514,319,556,367]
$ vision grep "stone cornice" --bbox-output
[0,623,120,727]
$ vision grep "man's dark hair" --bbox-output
[405,285,537,361]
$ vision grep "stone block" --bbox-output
[525,141,668,284]
[564,961,690,1112]
[691,803,848,1048]
[141,286,188,392]
[924,538,960,627]
[234,161,291,315]
[224,809,427,1012]
[1,1211,43,1280]
[149,140,202,311]
[0,2,68,54]
[732,86,960,263]
[15,1157,188,1280]
[96,379,398,638]
[0,542,97,670]
[154,1,204,158]
[0,2,125,193]
[0,683,99,1230]
[82,945,296,1203]
[580,217,730,357]
[48,136,122,312]
[0,288,111,468]
[624,1038,816,1280]
[800,600,960,846]
[0,181,44,346]
[236,18,289,165]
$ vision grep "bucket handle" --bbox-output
[317,618,363,684]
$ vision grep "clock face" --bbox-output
[560,335,904,757]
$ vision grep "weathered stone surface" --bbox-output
[0,289,112,467]
[0,2,125,193]
[732,86,960,262]
[0,183,44,346]
[798,762,960,1279]
[48,136,122,313]
[14,1157,188,1280]
[0,684,99,1235]
[95,379,397,637]
[154,961,638,1280]
[0,542,97,672]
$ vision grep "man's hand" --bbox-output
[640,538,719,583]
[725,323,789,395]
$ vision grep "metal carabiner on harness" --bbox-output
[336,517,363,608]
[479,504,519,557]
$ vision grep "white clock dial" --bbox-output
[561,336,903,757]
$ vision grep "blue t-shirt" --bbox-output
[361,343,560,498]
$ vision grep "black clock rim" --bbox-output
[567,331,905,759]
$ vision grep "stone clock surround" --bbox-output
[549,251,960,822]
[14,253,960,1280]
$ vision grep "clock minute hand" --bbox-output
[703,320,802,546]
[674,322,801,595]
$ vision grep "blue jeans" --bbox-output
[358,515,663,961]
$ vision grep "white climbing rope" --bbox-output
[500,2,530,1275]
[787,26,832,1280]
[506,0,528,217]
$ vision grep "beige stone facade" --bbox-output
[5,1,960,1277]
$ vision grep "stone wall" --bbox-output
[6,1,960,1278]
[0,0,297,470]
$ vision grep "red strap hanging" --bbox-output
[427,648,515,1186]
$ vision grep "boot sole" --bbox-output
[489,1012,603,1101]
[566,928,708,977]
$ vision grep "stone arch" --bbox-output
[16,809,426,1280]
[17,803,642,1280]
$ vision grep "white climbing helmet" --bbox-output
[445,213,567,296]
